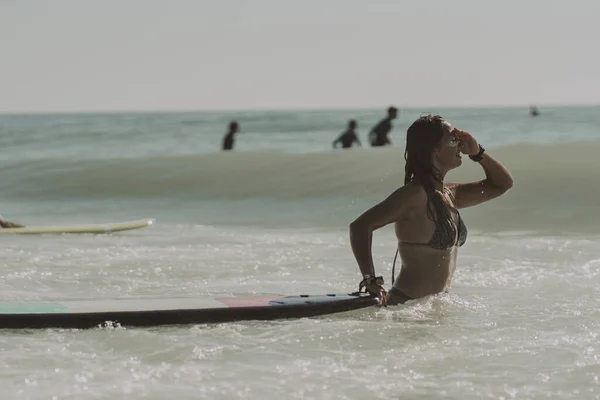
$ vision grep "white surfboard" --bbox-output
[0,218,154,235]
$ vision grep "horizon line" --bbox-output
[1,102,598,117]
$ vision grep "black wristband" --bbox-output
[359,275,385,292]
[469,144,485,162]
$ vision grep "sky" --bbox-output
[1,0,599,112]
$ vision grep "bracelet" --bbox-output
[359,275,385,292]
[469,144,485,162]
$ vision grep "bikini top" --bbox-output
[399,190,468,250]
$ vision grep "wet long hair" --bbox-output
[404,114,457,234]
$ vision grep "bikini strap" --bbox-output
[391,246,399,285]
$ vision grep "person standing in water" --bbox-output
[333,120,361,149]
[350,114,514,305]
[529,106,540,117]
[0,215,24,228]
[368,106,398,147]
[222,121,239,151]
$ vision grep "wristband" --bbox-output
[359,275,385,292]
[469,144,485,162]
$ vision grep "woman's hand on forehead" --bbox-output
[454,129,479,155]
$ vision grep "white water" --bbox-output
[2,107,600,399]
[2,225,600,399]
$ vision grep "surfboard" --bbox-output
[0,218,154,235]
[0,293,378,329]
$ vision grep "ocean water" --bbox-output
[1,106,600,399]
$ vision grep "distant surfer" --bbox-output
[222,121,239,151]
[350,114,514,305]
[529,106,540,117]
[0,215,24,228]
[368,106,398,147]
[333,120,361,149]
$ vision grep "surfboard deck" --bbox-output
[0,218,154,235]
[0,293,379,329]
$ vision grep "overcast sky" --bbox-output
[1,0,599,112]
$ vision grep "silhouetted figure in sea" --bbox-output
[222,121,239,151]
[529,106,540,117]
[333,120,361,149]
[0,214,24,228]
[369,106,398,147]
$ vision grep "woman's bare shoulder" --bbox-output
[384,182,427,211]
[394,182,426,199]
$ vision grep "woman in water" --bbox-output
[350,114,514,305]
